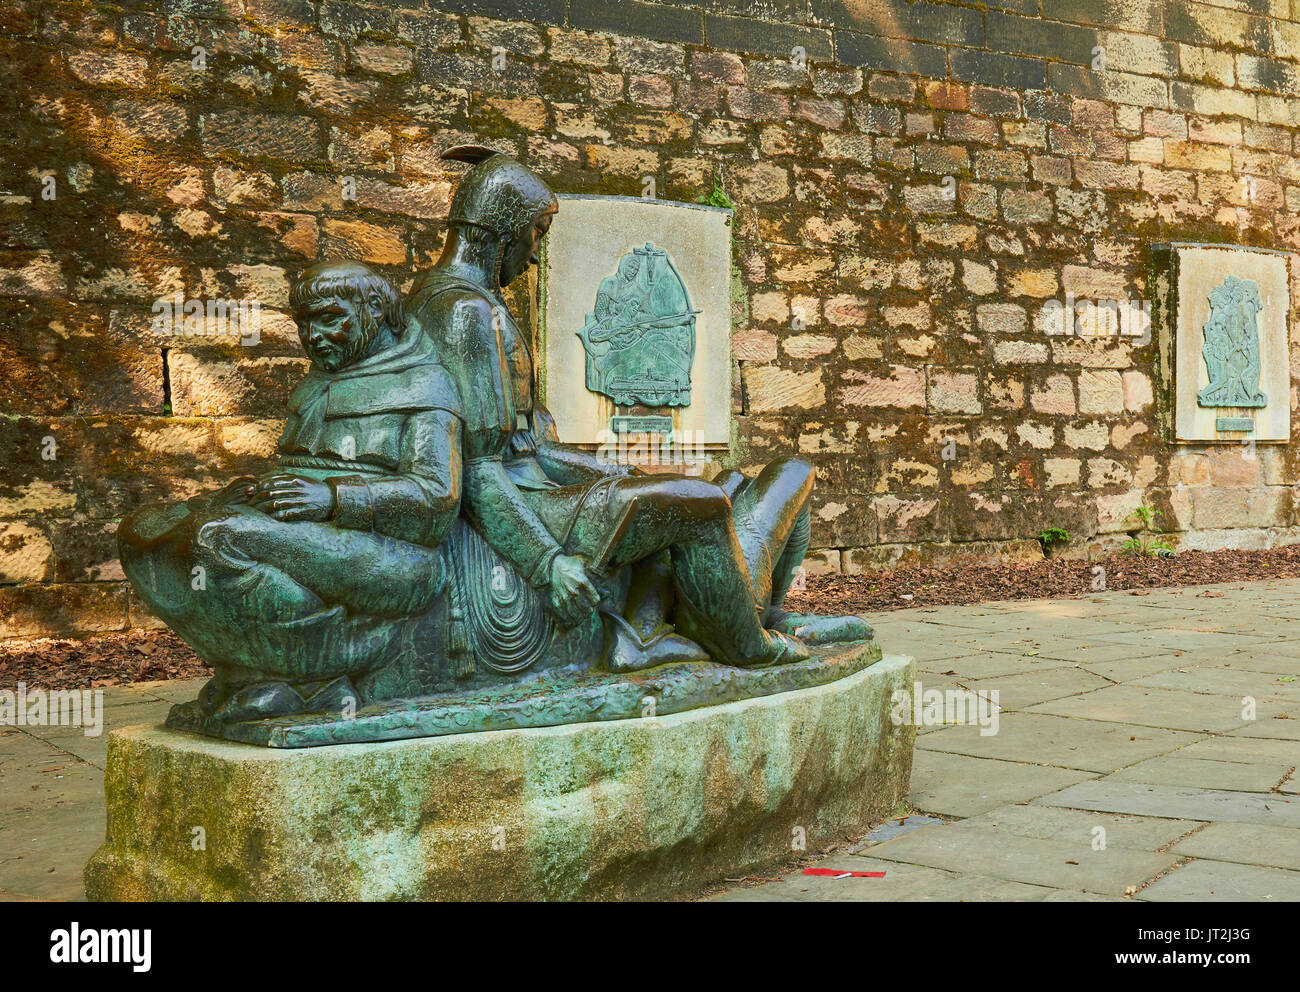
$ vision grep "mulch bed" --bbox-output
[5,544,1300,690]
[0,628,210,692]
[786,544,1300,616]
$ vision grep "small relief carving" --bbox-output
[576,242,700,407]
[1198,274,1267,409]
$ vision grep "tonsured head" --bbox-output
[289,261,406,373]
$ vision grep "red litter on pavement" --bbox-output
[801,868,886,878]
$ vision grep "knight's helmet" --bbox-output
[442,145,558,266]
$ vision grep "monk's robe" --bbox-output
[117,327,463,686]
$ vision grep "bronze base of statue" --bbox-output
[164,634,881,748]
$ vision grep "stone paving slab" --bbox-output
[958,804,1202,852]
[1083,628,1277,652]
[0,802,100,902]
[1225,714,1300,739]
[1035,781,1300,827]
[1214,654,1300,675]
[1027,684,1289,733]
[0,731,104,820]
[909,751,1094,817]
[1030,640,1167,665]
[1170,821,1300,871]
[1071,655,1188,683]
[1133,666,1300,701]
[917,712,1202,773]
[16,700,171,768]
[963,667,1114,710]
[1137,860,1300,901]
[917,653,1072,680]
[863,822,1177,896]
[1180,735,1300,763]
[1106,755,1291,793]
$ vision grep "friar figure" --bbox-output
[407,147,871,672]
[118,262,463,721]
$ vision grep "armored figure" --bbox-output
[408,147,871,673]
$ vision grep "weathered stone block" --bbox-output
[85,655,915,901]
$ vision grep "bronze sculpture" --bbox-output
[119,147,877,745]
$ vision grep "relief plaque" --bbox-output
[1151,243,1294,443]
[538,195,733,450]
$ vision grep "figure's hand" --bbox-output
[248,474,335,522]
[212,476,257,506]
[547,554,599,627]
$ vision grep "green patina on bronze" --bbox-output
[576,241,698,408]
[166,637,880,747]
[1198,274,1267,409]
[117,146,877,746]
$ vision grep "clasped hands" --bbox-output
[218,473,336,522]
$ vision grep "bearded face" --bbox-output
[294,291,386,372]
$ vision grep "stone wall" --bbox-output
[4,0,1300,637]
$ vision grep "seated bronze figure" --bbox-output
[119,148,875,743]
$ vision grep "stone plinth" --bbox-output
[85,653,914,901]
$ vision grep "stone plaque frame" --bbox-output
[536,194,734,451]
[1150,243,1294,444]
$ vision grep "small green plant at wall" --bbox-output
[697,177,734,210]
[1122,504,1175,558]
[1037,527,1070,557]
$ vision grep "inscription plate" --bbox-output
[1216,417,1256,432]
[610,414,675,434]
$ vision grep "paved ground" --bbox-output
[3,578,1299,901]
[712,578,1300,901]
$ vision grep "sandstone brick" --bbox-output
[1077,370,1125,414]
[1001,189,1053,224]
[1209,448,1261,487]
[783,335,836,359]
[1064,421,1110,451]
[926,81,968,110]
[743,366,824,412]
[874,497,943,543]
[962,260,997,295]
[68,50,149,87]
[202,112,322,161]
[1087,457,1131,487]
[1122,370,1153,411]
[549,28,613,67]
[1030,375,1076,415]
[976,303,1027,334]
[320,218,406,264]
[994,340,1048,364]
[1044,457,1081,488]
[927,370,981,415]
[840,367,925,409]
[0,521,53,584]
[728,306,778,349]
